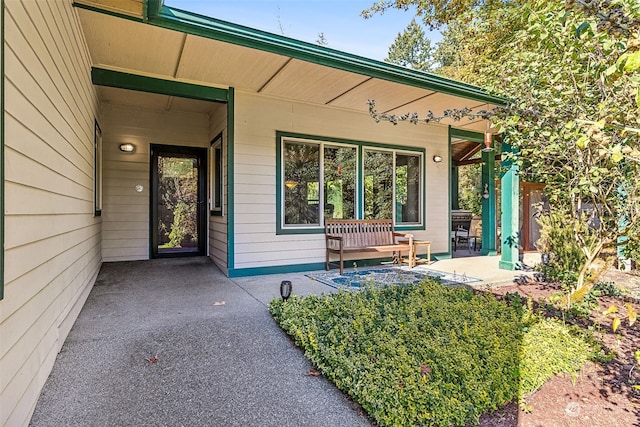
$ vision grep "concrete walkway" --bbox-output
[29,258,371,427]
[30,255,532,426]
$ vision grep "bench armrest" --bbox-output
[326,234,343,250]
[393,232,414,245]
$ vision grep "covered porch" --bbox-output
[75,0,519,276]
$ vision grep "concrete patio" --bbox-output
[29,255,533,426]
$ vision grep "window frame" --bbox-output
[209,132,224,216]
[362,147,424,226]
[276,131,425,235]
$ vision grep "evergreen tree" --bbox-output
[385,19,434,71]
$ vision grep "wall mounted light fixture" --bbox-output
[482,183,490,199]
[119,143,136,153]
[432,155,443,163]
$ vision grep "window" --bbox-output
[94,120,102,216]
[278,133,423,232]
[364,150,393,219]
[323,145,356,221]
[364,149,422,224]
[282,140,357,226]
[395,152,422,224]
[210,132,223,215]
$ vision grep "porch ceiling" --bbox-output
[75,1,501,132]
[451,138,482,165]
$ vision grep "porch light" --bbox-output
[119,143,136,153]
[481,132,493,152]
[280,280,292,301]
[284,181,297,189]
[482,183,490,199]
[432,155,443,163]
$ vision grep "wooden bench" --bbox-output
[325,219,414,274]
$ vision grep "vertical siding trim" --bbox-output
[226,87,234,271]
[1,0,5,300]
[447,126,452,255]
[275,131,282,234]
[357,145,363,219]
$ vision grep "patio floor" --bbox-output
[29,254,534,426]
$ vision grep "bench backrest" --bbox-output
[325,219,395,247]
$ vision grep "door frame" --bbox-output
[150,144,208,258]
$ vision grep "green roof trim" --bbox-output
[91,67,229,102]
[449,127,484,143]
[72,2,145,23]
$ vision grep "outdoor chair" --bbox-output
[453,226,471,251]
[454,217,482,252]
[468,217,482,251]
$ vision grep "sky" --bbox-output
[166,1,441,62]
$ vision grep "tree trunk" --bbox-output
[566,240,604,307]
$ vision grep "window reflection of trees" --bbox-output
[364,150,394,219]
[364,150,421,223]
[396,154,421,223]
[284,142,358,225]
[324,146,356,220]
[282,138,422,227]
[284,142,320,225]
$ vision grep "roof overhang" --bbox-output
[74,0,506,133]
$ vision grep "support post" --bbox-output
[451,165,459,210]
[499,142,520,270]
[481,149,497,255]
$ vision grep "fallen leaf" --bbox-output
[212,301,226,306]
[420,363,432,376]
[145,355,158,364]
[612,316,621,333]
[306,368,321,377]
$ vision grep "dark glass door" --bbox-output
[151,145,207,258]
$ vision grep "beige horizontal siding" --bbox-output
[232,91,450,270]
[101,103,210,262]
[1,1,101,425]
[208,103,228,272]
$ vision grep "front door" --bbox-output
[151,145,207,258]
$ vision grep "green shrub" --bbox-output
[592,281,623,298]
[518,319,592,406]
[270,280,595,426]
[536,211,585,286]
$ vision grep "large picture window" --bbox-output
[278,134,423,232]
